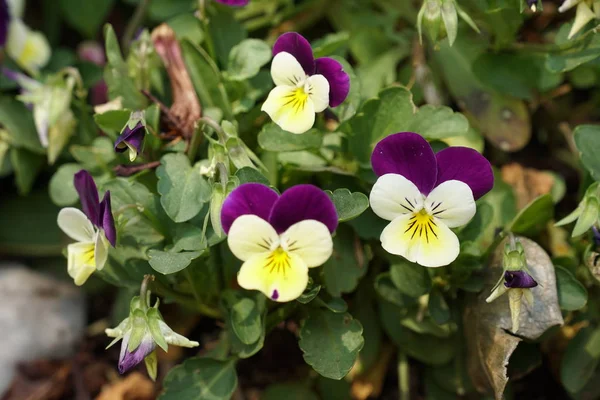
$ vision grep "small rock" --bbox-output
[0,264,86,395]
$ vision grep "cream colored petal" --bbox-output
[558,0,583,12]
[158,320,199,348]
[380,214,460,268]
[95,231,109,271]
[569,1,596,38]
[237,251,308,302]
[261,85,316,134]
[281,220,333,268]
[424,180,476,228]
[369,174,424,221]
[57,207,95,242]
[306,74,330,113]
[67,242,97,286]
[228,215,279,261]
[271,51,308,87]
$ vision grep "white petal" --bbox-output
[424,180,476,228]
[271,52,307,87]
[67,242,97,285]
[380,214,460,268]
[558,0,582,13]
[369,174,425,221]
[237,251,308,302]
[228,215,279,261]
[261,86,316,134]
[281,220,333,267]
[158,320,199,348]
[95,231,109,271]
[569,1,596,38]
[306,74,330,113]
[57,207,95,242]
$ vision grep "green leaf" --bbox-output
[148,250,202,275]
[299,309,364,380]
[258,123,323,152]
[322,225,367,297]
[226,39,271,81]
[49,163,81,206]
[555,265,588,311]
[0,97,43,153]
[507,194,554,236]
[374,273,415,308]
[160,357,238,400]
[561,326,600,393]
[230,297,262,345]
[575,125,600,181]
[347,87,468,165]
[390,260,432,298]
[167,13,205,45]
[11,148,44,195]
[428,287,451,325]
[326,189,369,222]
[546,25,600,73]
[235,167,270,185]
[70,137,116,169]
[60,0,115,37]
[263,384,319,400]
[208,11,247,67]
[157,153,212,223]
[94,110,131,138]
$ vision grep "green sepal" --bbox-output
[455,3,480,33]
[147,307,169,352]
[144,350,158,382]
[210,184,227,238]
[572,196,599,237]
[441,0,458,46]
[127,309,149,352]
[125,110,146,131]
[129,296,143,313]
[555,205,582,227]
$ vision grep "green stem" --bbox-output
[187,124,203,163]
[199,116,227,144]
[122,0,151,53]
[397,352,410,400]
[151,280,222,319]
[265,302,298,332]
[140,274,154,311]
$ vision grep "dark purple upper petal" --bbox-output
[504,270,538,289]
[74,170,101,226]
[99,191,117,247]
[115,121,145,154]
[272,32,315,76]
[214,0,249,5]
[371,132,438,195]
[118,334,156,374]
[269,185,338,234]
[0,0,8,47]
[221,183,280,234]
[435,147,494,200]
[314,57,350,108]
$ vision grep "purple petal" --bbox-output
[74,170,101,226]
[214,0,249,5]
[221,183,279,234]
[115,121,145,154]
[314,57,350,107]
[269,185,338,234]
[272,32,315,76]
[435,147,494,200]
[77,41,106,66]
[504,270,538,289]
[371,132,437,195]
[0,0,9,47]
[99,191,117,247]
[118,334,156,374]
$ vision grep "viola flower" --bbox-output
[369,132,494,268]
[5,17,51,75]
[261,32,350,134]
[559,0,600,39]
[221,183,338,302]
[115,111,147,162]
[214,0,249,5]
[106,295,199,380]
[56,170,116,285]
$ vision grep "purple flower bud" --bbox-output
[0,0,8,48]
[214,0,249,6]
[504,270,538,289]
[118,332,156,374]
[114,121,145,159]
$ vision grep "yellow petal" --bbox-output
[281,220,333,267]
[261,86,316,134]
[67,242,97,285]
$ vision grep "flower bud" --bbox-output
[115,111,147,162]
[417,0,479,46]
[556,182,600,237]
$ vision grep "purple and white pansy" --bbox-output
[262,32,350,134]
[221,183,338,302]
[57,170,116,285]
[369,132,494,268]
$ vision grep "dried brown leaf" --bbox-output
[501,163,554,210]
[95,372,155,400]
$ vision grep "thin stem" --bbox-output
[199,116,227,144]
[187,124,203,163]
[122,0,151,53]
[265,302,298,332]
[114,161,161,177]
[397,352,410,400]
[140,274,154,311]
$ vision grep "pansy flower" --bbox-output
[221,183,338,302]
[57,170,116,285]
[369,132,493,267]
[261,32,350,134]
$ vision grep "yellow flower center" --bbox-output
[74,243,96,267]
[284,87,309,112]
[264,246,291,276]
[404,209,439,243]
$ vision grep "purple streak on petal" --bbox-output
[314,57,350,107]
[74,170,101,226]
[272,32,315,75]
[99,191,117,247]
[221,183,279,234]
[271,290,279,300]
[0,0,8,47]
[269,185,338,234]
[214,0,249,5]
[435,147,494,200]
[115,121,145,154]
[371,132,437,195]
[504,270,538,289]
[118,334,156,374]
